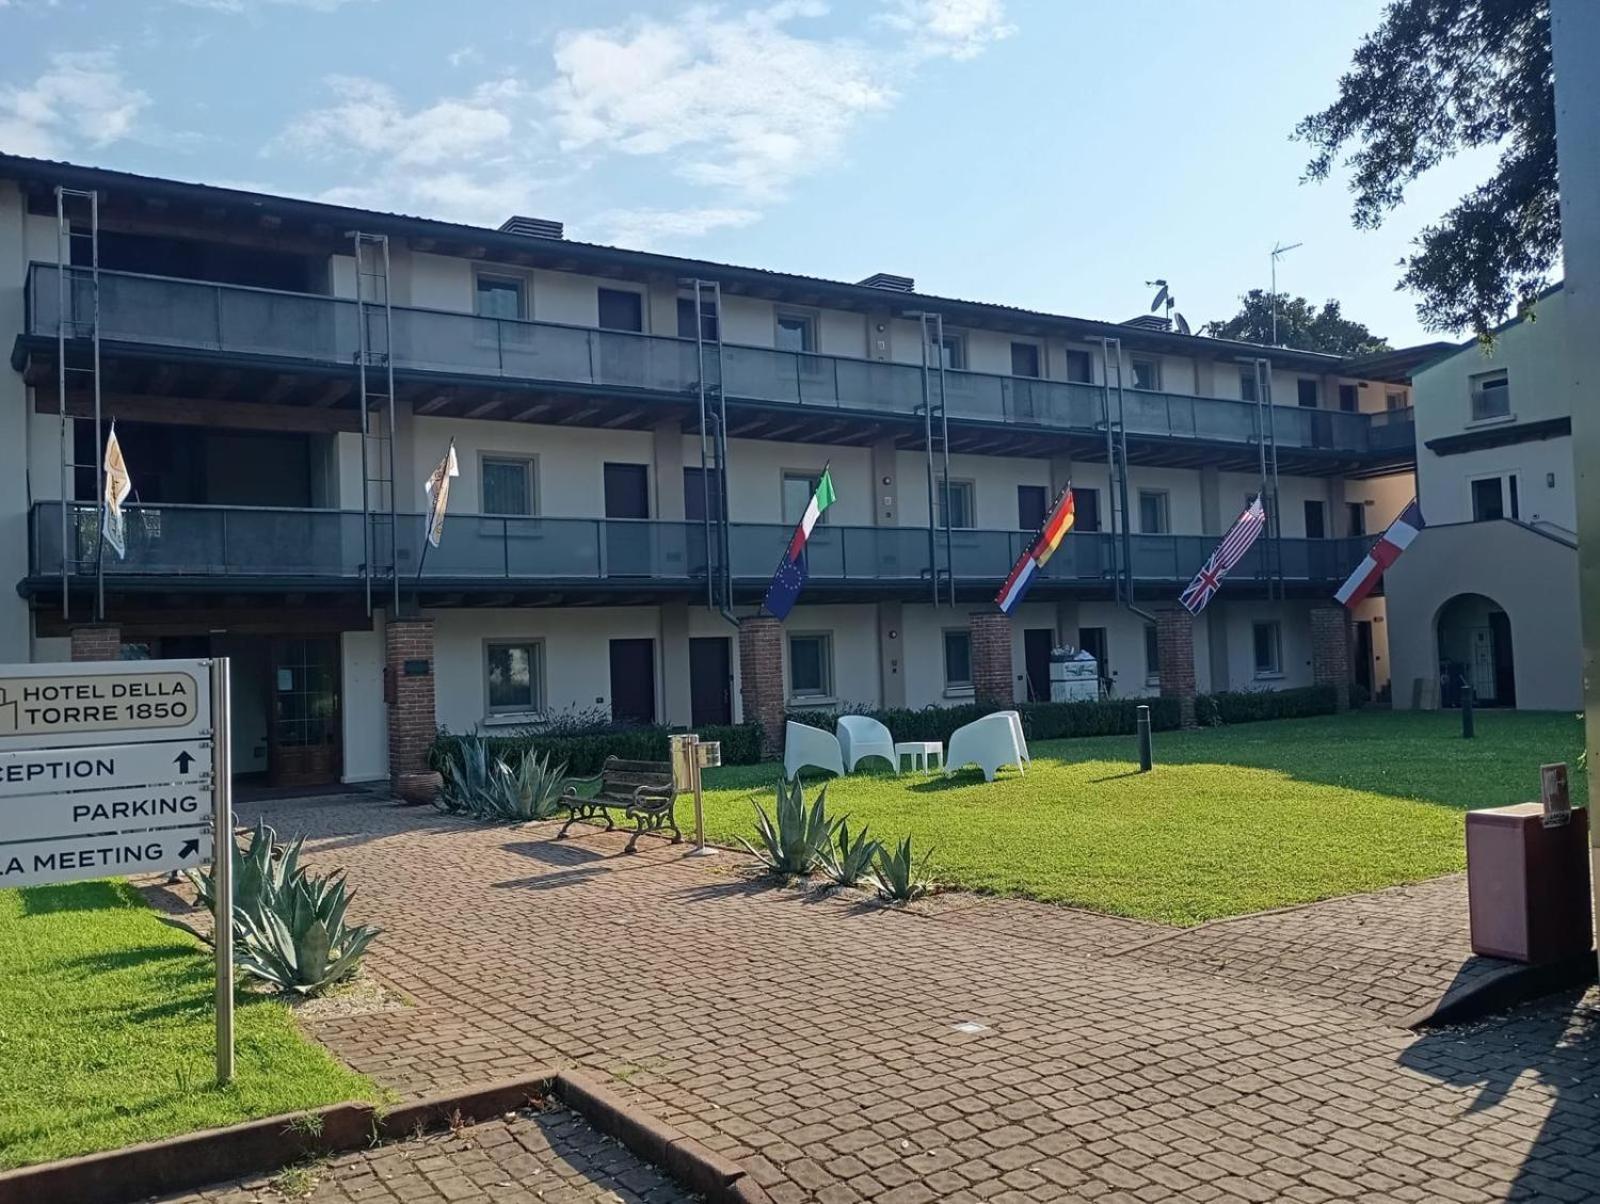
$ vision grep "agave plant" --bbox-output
[741,778,836,876]
[501,750,569,821]
[873,836,935,903]
[822,818,881,888]
[436,732,494,815]
[235,873,381,996]
[166,819,304,946]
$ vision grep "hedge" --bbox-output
[1194,685,1340,726]
[428,722,762,777]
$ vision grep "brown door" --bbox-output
[609,638,657,726]
[689,637,732,726]
[268,636,341,787]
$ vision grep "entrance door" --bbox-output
[1078,626,1109,696]
[1489,610,1517,706]
[1023,628,1054,702]
[268,637,341,787]
[689,637,732,726]
[1354,620,1374,698]
[609,638,657,726]
[604,462,651,576]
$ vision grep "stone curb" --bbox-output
[0,1070,770,1204]
[0,1074,553,1204]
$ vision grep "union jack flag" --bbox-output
[1179,496,1268,614]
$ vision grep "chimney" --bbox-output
[499,216,564,240]
[858,272,915,292]
[1120,314,1171,332]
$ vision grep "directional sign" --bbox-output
[0,739,211,802]
[0,660,210,749]
[0,785,212,843]
[0,828,213,890]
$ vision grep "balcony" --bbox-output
[30,502,1372,594]
[24,265,1413,459]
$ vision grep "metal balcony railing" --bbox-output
[31,502,1373,588]
[26,264,1414,456]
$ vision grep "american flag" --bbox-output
[1179,496,1267,615]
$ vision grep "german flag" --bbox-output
[996,485,1075,613]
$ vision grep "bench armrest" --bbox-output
[631,783,674,804]
[560,770,605,799]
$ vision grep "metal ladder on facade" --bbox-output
[686,278,734,619]
[1095,337,1135,607]
[351,231,399,616]
[55,186,104,622]
[1249,358,1285,599]
[914,312,954,606]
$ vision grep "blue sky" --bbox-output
[0,0,1503,344]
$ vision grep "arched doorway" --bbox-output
[1435,593,1517,708]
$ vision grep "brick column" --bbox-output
[970,612,1014,707]
[739,615,786,759]
[70,624,121,662]
[385,618,438,798]
[1311,605,1354,712]
[1156,608,1197,728]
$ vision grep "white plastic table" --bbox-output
[895,741,943,772]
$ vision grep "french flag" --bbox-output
[1335,499,1426,608]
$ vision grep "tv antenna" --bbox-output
[1269,241,1302,345]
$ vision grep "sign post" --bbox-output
[0,657,232,1084]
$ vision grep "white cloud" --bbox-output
[0,50,148,158]
[582,205,762,247]
[545,3,895,203]
[271,75,521,167]
[879,0,1015,60]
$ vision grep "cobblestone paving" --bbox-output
[238,795,1598,1203]
[158,1104,691,1203]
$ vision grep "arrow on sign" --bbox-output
[179,837,200,859]
[174,750,196,773]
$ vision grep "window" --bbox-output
[1010,341,1041,378]
[782,472,828,526]
[938,480,976,529]
[486,640,544,715]
[676,295,718,341]
[938,334,966,371]
[1471,475,1520,522]
[598,287,644,332]
[1074,487,1102,532]
[1347,502,1366,537]
[1297,378,1320,408]
[1470,369,1510,420]
[1131,357,1162,391]
[788,633,833,699]
[1065,349,1093,383]
[943,629,972,690]
[1144,624,1160,683]
[481,456,535,516]
[1239,366,1259,402]
[1017,484,1048,532]
[1252,622,1282,677]
[1138,489,1169,535]
[475,274,525,320]
[1338,384,1359,413]
[775,311,816,353]
[684,466,723,522]
[1386,390,1407,411]
[1303,499,1326,539]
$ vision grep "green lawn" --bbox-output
[697,711,1585,925]
[0,879,376,1170]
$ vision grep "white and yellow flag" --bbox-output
[102,424,132,560]
[423,439,459,549]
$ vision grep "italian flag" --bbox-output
[764,467,837,620]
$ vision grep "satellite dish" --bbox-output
[1175,313,1191,336]
[1149,284,1169,313]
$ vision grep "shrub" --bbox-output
[742,778,836,876]
[1196,685,1339,725]
[873,836,934,903]
[429,722,761,777]
[789,697,1183,749]
[435,734,568,821]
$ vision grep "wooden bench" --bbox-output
[557,757,680,853]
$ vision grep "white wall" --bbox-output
[1419,436,1575,530]
[342,625,387,782]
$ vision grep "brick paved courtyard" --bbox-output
[224,793,1598,1203]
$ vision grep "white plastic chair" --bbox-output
[836,715,898,774]
[783,720,846,781]
[995,710,1031,766]
[945,713,1029,782]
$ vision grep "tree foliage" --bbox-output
[1203,291,1390,356]
[1295,0,1556,335]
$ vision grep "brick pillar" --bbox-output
[970,612,1014,707]
[1156,608,1197,728]
[739,615,786,759]
[1311,606,1354,712]
[70,624,121,662]
[385,618,437,796]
